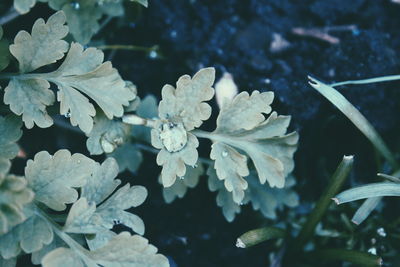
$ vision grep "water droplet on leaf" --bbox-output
[71,2,80,9]
[222,150,228,157]
[64,112,71,118]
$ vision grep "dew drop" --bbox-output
[377,227,387,237]
[179,176,185,180]
[149,50,158,59]
[239,202,244,206]
[193,164,198,168]
[71,2,80,9]
[64,112,71,118]
[222,150,228,157]
[77,160,81,164]
[368,247,377,255]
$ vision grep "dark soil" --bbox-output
[3,0,400,266]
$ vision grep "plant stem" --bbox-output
[0,7,20,25]
[236,226,286,248]
[96,44,159,52]
[305,249,382,267]
[290,155,354,251]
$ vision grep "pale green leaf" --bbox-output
[0,175,34,235]
[334,182,400,204]
[216,91,274,132]
[158,67,215,131]
[10,11,69,73]
[89,232,169,267]
[308,76,398,169]
[86,111,130,155]
[61,0,102,45]
[210,109,298,188]
[42,247,85,267]
[153,129,199,187]
[52,42,135,133]
[207,167,241,222]
[43,232,168,267]
[99,1,124,16]
[4,78,54,129]
[81,157,121,205]
[14,0,37,14]
[109,143,143,173]
[161,163,203,203]
[243,174,299,219]
[86,230,116,251]
[0,207,53,259]
[0,256,16,267]
[210,143,248,204]
[0,116,22,175]
[351,197,382,225]
[31,235,65,265]
[66,158,147,235]
[25,150,96,211]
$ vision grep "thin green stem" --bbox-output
[96,44,159,52]
[305,249,382,267]
[330,74,400,87]
[290,155,354,251]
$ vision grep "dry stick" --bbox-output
[292,25,357,44]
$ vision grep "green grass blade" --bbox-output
[236,226,286,248]
[330,74,400,87]
[334,183,400,204]
[308,76,398,169]
[306,249,382,267]
[351,197,382,225]
[291,155,354,250]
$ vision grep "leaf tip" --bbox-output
[332,197,341,205]
[235,238,246,248]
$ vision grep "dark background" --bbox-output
[2,0,400,266]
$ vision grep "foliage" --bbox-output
[0,4,303,266]
[14,0,149,44]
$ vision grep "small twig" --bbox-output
[292,25,357,45]
[96,44,159,52]
[0,7,20,26]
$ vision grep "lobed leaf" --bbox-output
[243,174,299,219]
[158,68,215,131]
[0,116,22,176]
[216,91,273,133]
[10,11,69,73]
[161,163,203,203]
[61,0,102,44]
[211,110,298,189]
[25,150,96,211]
[0,206,53,259]
[0,175,34,235]
[153,130,199,187]
[53,42,135,133]
[4,78,54,129]
[14,0,37,14]
[42,232,169,267]
[65,158,147,235]
[210,143,248,203]
[207,167,241,222]
[109,144,143,173]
